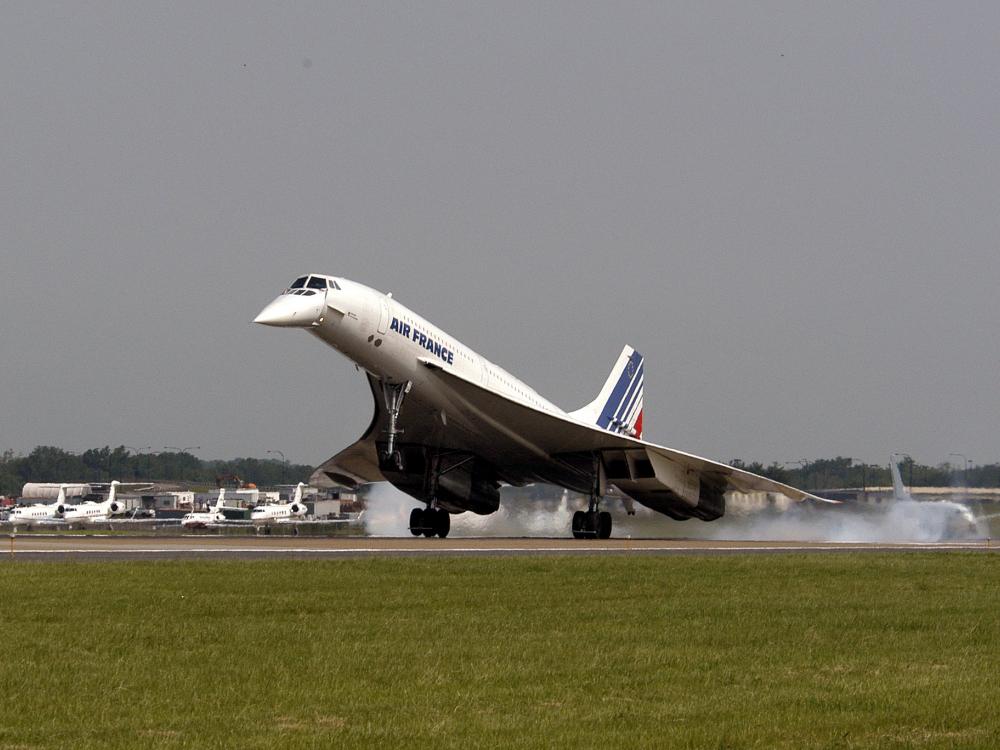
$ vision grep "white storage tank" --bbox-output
[21,483,91,500]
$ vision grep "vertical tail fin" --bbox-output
[292,482,305,504]
[214,488,226,510]
[570,346,644,439]
[889,455,912,502]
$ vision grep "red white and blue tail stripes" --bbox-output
[571,346,644,439]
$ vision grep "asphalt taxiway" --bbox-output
[2,535,994,561]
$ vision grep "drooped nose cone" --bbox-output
[253,294,324,327]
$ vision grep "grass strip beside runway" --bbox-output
[1,554,997,748]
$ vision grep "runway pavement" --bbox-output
[2,534,995,561]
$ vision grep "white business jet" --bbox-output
[250,482,309,525]
[181,488,231,529]
[8,484,72,526]
[255,274,828,539]
[63,480,125,525]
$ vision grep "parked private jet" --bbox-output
[63,480,125,525]
[8,484,72,526]
[250,482,309,525]
[181,488,231,529]
[255,274,828,539]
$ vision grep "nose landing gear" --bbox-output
[379,380,411,471]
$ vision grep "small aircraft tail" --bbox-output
[214,488,226,510]
[55,484,69,516]
[106,480,122,514]
[292,482,305,504]
[889,455,912,502]
[570,345,644,438]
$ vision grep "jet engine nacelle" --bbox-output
[435,458,500,516]
[108,502,122,515]
[54,504,68,517]
[378,446,501,516]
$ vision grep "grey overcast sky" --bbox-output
[2,3,998,468]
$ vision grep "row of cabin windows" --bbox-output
[395,313,542,407]
[397,315,465,363]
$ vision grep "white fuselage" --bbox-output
[181,511,226,529]
[9,504,66,525]
[250,503,307,524]
[256,276,565,422]
[63,502,116,524]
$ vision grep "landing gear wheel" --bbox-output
[409,507,424,537]
[435,509,450,539]
[597,511,612,539]
[572,510,586,539]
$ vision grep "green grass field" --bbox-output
[1,554,997,749]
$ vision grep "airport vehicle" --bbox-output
[255,274,826,539]
[250,482,309,525]
[8,484,72,526]
[181,489,229,529]
[63,481,125,525]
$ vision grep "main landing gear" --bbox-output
[572,508,612,539]
[571,455,613,539]
[409,506,450,538]
[379,380,411,471]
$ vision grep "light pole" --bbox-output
[846,458,866,494]
[949,453,968,497]
[784,459,808,489]
[125,446,152,480]
[164,446,200,483]
[266,449,288,484]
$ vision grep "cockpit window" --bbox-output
[306,276,327,290]
[290,276,308,289]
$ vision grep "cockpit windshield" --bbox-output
[284,275,340,295]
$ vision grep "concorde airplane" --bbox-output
[250,482,309,525]
[8,484,72,526]
[255,274,828,539]
[63,480,125,525]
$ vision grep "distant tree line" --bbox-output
[728,456,1000,491]
[0,446,314,497]
[2,446,997,498]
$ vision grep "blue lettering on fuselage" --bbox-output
[388,317,454,365]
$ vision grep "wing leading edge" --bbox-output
[415,358,832,520]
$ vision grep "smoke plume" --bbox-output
[363,484,987,542]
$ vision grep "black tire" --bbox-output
[571,510,586,539]
[421,508,437,538]
[598,511,612,539]
[436,509,450,539]
[409,507,424,536]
